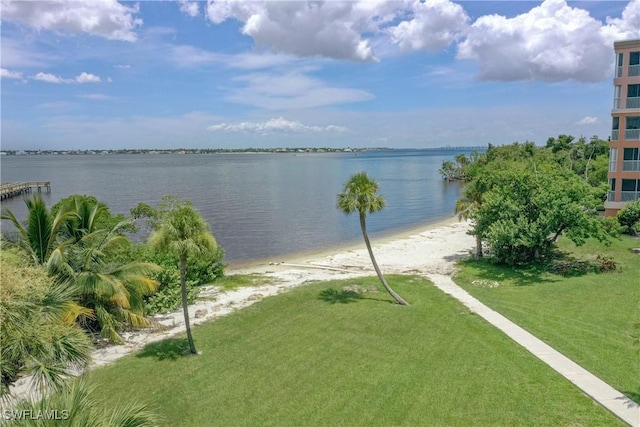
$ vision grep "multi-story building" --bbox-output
[605,39,640,216]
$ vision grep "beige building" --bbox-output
[605,39,640,216]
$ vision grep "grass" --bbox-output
[454,236,640,404]
[212,273,274,291]
[89,275,622,426]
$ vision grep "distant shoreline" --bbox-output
[1,146,487,157]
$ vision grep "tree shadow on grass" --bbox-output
[458,258,559,287]
[621,391,640,405]
[136,338,191,361]
[318,288,363,304]
[318,288,394,304]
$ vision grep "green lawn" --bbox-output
[89,275,621,426]
[454,236,640,404]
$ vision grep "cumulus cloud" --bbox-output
[576,116,598,125]
[75,72,101,83]
[179,0,200,17]
[388,0,469,52]
[603,0,640,41]
[31,72,102,84]
[1,0,142,41]
[206,0,387,61]
[208,117,347,134]
[1,68,23,79]
[456,0,628,82]
[226,70,374,110]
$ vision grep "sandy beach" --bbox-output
[9,216,475,400]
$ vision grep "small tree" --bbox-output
[337,172,408,306]
[617,200,640,235]
[148,197,217,354]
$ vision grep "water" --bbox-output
[0,150,464,265]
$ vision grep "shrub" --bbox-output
[617,200,640,235]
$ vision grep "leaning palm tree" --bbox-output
[148,198,217,354]
[337,172,408,306]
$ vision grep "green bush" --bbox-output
[617,200,640,235]
[142,246,225,315]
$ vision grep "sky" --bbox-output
[1,0,639,150]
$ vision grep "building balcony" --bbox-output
[624,129,640,140]
[630,64,640,77]
[612,130,619,140]
[627,97,640,109]
[621,191,640,202]
[608,191,616,202]
[617,66,623,77]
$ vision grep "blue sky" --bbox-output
[1,0,639,150]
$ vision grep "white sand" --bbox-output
[8,217,474,400]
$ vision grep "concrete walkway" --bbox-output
[427,274,640,427]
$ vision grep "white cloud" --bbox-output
[75,72,101,83]
[226,70,374,110]
[576,116,598,125]
[206,0,383,61]
[1,0,142,41]
[30,72,102,84]
[31,72,71,84]
[603,0,640,41]
[208,117,347,134]
[456,0,619,82]
[179,0,200,17]
[1,68,23,79]
[388,0,469,52]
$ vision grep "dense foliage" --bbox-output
[447,137,616,266]
[0,243,92,397]
[616,200,640,235]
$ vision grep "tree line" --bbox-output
[440,135,640,265]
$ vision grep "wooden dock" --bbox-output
[0,182,51,201]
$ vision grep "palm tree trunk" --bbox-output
[359,213,409,306]
[180,254,197,354]
[475,234,483,258]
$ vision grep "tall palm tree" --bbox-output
[337,172,408,306]
[148,198,217,354]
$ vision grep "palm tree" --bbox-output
[337,172,408,306]
[57,220,161,343]
[148,198,217,354]
[0,243,92,399]
[1,195,75,268]
[13,377,158,426]
[455,179,486,258]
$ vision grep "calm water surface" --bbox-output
[1,150,464,265]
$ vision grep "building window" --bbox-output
[614,85,621,109]
[627,84,640,108]
[623,147,640,171]
[612,117,620,140]
[617,52,624,77]
[621,179,640,201]
[609,148,618,172]
[630,51,640,77]
[608,178,616,202]
[625,116,640,140]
